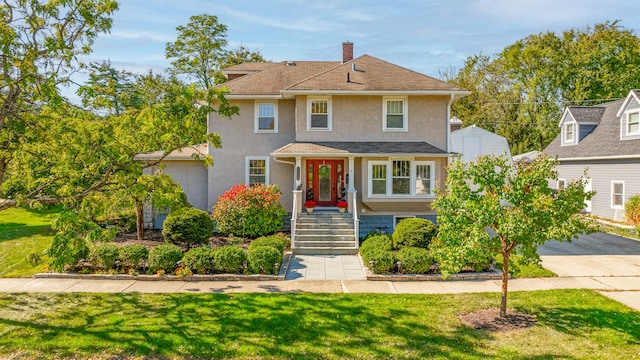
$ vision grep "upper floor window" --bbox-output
[245,157,269,186]
[254,102,277,133]
[612,181,624,209]
[307,97,331,130]
[383,96,408,131]
[368,159,435,197]
[627,112,639,135]
[564,123,575,142]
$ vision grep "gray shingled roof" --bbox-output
[545,98,640,159]
[566,106,604,124]
[272,141,448,156]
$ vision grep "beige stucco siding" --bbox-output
[208,99,296,211]
[145,161,208,211]
[295,95,448,149]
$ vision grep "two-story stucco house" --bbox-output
[150,43,469,254]
[544,90,640,222]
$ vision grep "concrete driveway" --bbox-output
[539,232,640,277]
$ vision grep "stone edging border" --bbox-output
[356,253,505,281]
[33,253,293,282]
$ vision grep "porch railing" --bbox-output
[351,190,360,249]
[291,190,301,250]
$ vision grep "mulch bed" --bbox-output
[459,308,537,332]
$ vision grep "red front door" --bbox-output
[306,159,345,206]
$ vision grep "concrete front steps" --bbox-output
[292,210,358,255]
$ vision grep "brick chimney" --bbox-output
[342,41,353,63]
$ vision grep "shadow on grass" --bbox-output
[0,223,53,242]
[0,293,497,359]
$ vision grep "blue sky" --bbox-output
[82,0,640,81]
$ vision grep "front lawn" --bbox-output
[0,290,638,359]
[0,206,59,277]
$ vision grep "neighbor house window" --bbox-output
[564,123,575,142]
[368,159,435,197]
[627,112,640,135]
[308,97,331,130]
[254,102,277,133]
[558,178,566,189]
[612,181,624,208]
[245,157,268,186]
[383,96,408,131]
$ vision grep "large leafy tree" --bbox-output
[0,0,118,189]
[444,21,640,154]
[77,60,140,115]
[431,155,593,317]
[166,14,265,88]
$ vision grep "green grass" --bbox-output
[0,206,60,277]
[0,290,638,359]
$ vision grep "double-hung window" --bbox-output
[308,97,331,130]
[368,159,435,197]
[612,181,624,209]
[383,96,407,131]
[246,157,268,186]
[627,112,640,135]
[255,102,277,133]
[564,123,575,143]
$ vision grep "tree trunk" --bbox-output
[500,253,509,317]
[136,204,145,241]
[0,158,6,189]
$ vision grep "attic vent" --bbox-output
[352,63,356,71]
[286,61,296,66]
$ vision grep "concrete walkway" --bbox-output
[285,254,366,280]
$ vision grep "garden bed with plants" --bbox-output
[360,218,501,280]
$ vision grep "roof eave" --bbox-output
[279,89,470,98]
[271,151,452,158]
[558,154,640,161]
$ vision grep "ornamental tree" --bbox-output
[431,154,594,317]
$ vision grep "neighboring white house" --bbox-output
[450,124,513,165]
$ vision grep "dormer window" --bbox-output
[564,123,575,142]
[627,112,639,135]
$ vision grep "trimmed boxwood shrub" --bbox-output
[148,243,183,273]
[212,184,287,237]
[214,246,246,273]
[162,207,213,247]
[90,243,120,270]
[182,246,215,274]
[118,244,148,270]
[247,246,282,274]
[248,235,285,255]
[392,218,437,249]
[359,234,392,259]
[396,247,433,274]
[362,248,396,274]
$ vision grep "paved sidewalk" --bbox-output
[285,254,366,280]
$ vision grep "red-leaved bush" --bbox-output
[212,184,286,237]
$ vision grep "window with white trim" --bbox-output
[307,97,331,130]
[368,159,435,197]
[393,215,416,229]
[564,123,575,142]
[612,181,624,209]
[383,96,408,131]
[245,157,269,186]
[254,102,277,133]
[558,178,566,189]
[627,112,640,135]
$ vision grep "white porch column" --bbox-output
[294,156,302,189]
[348,156,355,191]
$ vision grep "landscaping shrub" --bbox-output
[118,244,148,270]
[247,246,282,274]
[212,184,287,238]
[90,243,120,270]
[213,246,246,273]
[148,244,183,273]
[392,218,437,249]
[162,207,213,247]
[362,248,396,274]
[248,235,285,255]
[359,234,392,259]
[182,246,215,274]
[396,247,433,274]
[625,194,640,226]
